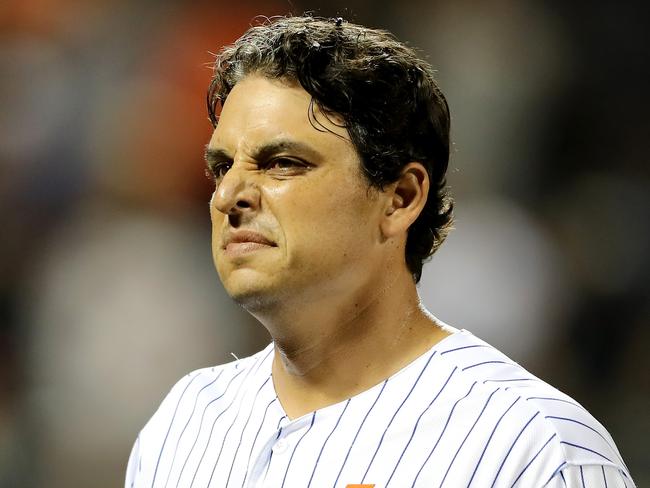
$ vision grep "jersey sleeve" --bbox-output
[544,464,636,488]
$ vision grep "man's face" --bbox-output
[207,75,387,310]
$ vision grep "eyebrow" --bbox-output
[204,139,323,166]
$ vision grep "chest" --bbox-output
[152,381,518,488]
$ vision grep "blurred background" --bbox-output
[0,0,647,486]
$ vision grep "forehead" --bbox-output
[209,75,351,154]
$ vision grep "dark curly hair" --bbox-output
[207,16,453,283]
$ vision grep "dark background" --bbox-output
[1,0,647,486]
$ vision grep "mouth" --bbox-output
[222,230,277,256]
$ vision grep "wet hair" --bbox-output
[208,16,453,282]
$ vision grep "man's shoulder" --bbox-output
[435,330,630,479]
[185,343,274,387]
[139,343,274,439]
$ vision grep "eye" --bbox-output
[206,162,232,182]
[266,157,309,172]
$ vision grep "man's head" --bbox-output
[207,16,453,285]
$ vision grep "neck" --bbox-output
[252,267,452,419]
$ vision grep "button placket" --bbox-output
[272,437,288,453]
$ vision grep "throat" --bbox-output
[270,310,452,420]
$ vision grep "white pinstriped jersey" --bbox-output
[125,329,635,487]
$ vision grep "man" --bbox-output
[126,16,634,487]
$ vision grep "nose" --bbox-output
[211,165,261,216]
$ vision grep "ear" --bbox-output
[380,162,429,239]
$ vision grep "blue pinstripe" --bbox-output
[560,441,613,463]
[307,399,350,488]
[490,411,540,487]
[188,368,256,488]
[280,412,316,488]
[332,379,389,487]
[509,433,556,487]
[173,369,245,487]
[162,372,223,488]
[240,396,277,488]
[439,387,500,487]
[462,360,511,371]
[526,396,587,412]
[385,366,458,487]
[440,344,489,355]
[262,416,286,481]
[213,376,271,486]
[467,396,520,487]
[411,381,478,487]
[547,416,627,469]
[361,350,438,483]
[151,373,201,487]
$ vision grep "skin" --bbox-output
[207,75,453,419]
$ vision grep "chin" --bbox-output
[228,285,286,316]
[220,273,280,311]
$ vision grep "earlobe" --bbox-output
[380,163,429,238]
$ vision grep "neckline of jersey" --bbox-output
[265,328,476,424]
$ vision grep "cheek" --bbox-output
[274,181,378,257]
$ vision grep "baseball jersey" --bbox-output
[125,329,635,487]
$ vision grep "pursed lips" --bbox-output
[222,230,277,256]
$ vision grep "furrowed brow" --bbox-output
[204,139,323,166]
[204,146,232,165]
[251,139,322,162]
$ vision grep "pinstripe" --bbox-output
[440,344,489,355]
[263,417,286,481]
[580,465,586,488]
[526,396,587,412]
[620,468,632,481]
[173,368,246,487]
[307,399,350,488]
[215,375,271,487]
[509,433,556,488]
[490,411,540,487]
[462,360,510,371]
[545,415,627,468]
[467,397,520,487]
[385,366,458,487]
[187,365,257,488]
[439,387,500,487]
[185,353,271,487]
[484,378,538,383]
[543,462,568,487]
[504,385,538,392]
[602,465,608,488]
[560,471,567,487]
[280,412,316,488]
[560,441,613,463]
[332,379,389,487]
[547,416,627,469]
[240,396,277,488]
[151,373,201,487]
[411,381,478,487]
[162,372,223,488]
[361,350,438,482]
